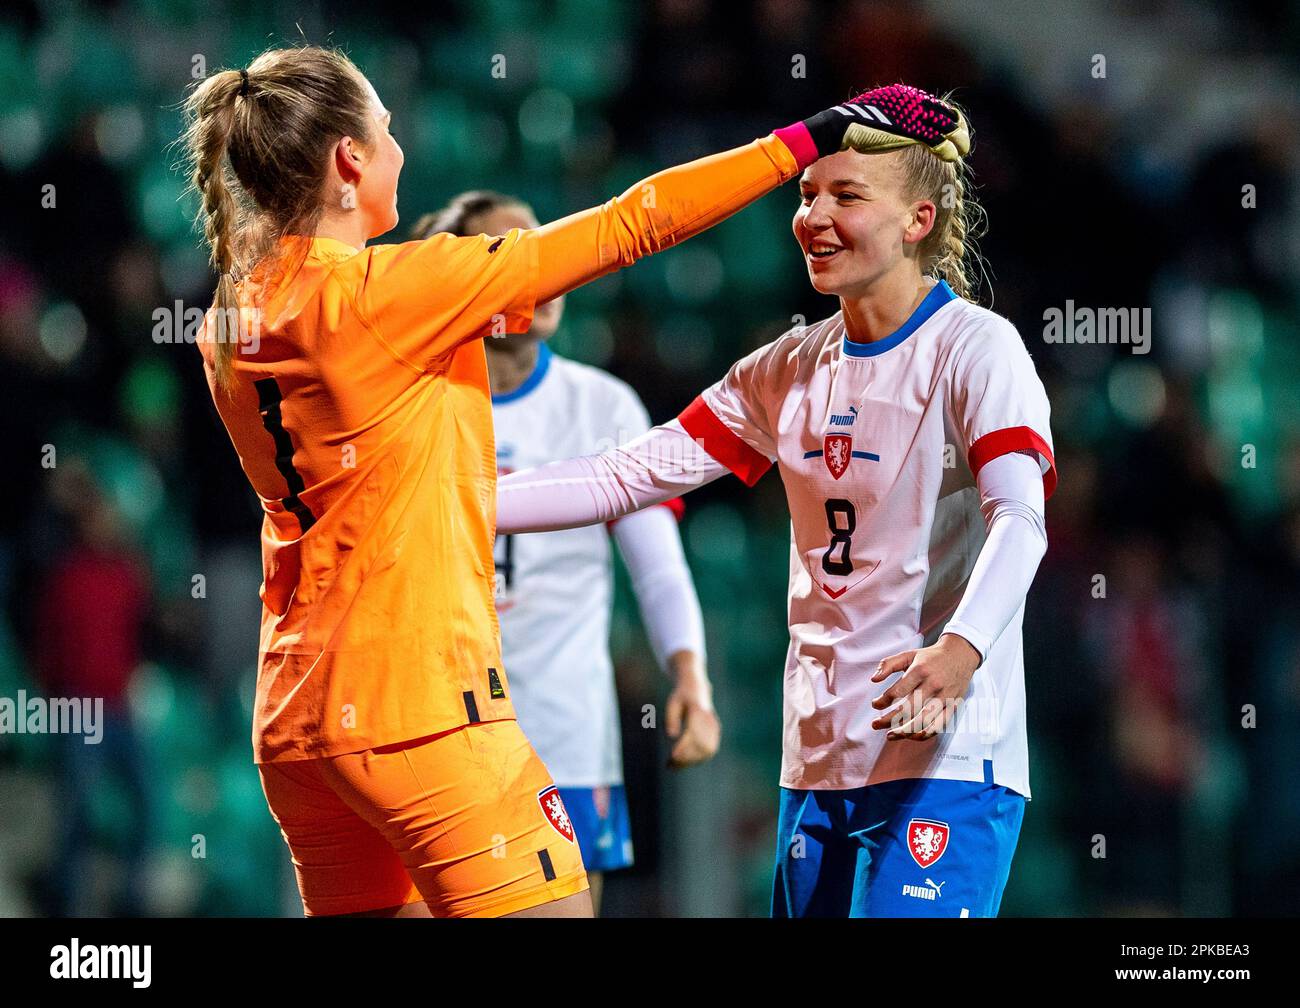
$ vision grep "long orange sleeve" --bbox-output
[529,134,801,304]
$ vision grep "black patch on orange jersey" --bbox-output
[462,690,480,723]
[537,848,556,881]
[488,667,505,699]
[254,377,316,532]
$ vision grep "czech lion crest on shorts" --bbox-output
[907,818,950,868]
[824,433,852,479]
[538,785,576,843]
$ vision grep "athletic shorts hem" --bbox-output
[300,884,423,918]
[458,868,589,918]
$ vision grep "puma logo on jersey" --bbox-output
[802,420,880,479]
[901,878,946,901]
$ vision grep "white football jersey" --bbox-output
[493,345,652,788]
[678,280,1056,796]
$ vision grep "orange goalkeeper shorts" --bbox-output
[257,719,588,917]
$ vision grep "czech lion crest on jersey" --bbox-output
[538,785,576,843]
[908,818,950,868]
[824,433,852,479]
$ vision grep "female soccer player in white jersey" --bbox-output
[411,193,719,913]
[495,85,1054,917]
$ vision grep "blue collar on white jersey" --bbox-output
[491,342,552,404]
[841,279,957,358]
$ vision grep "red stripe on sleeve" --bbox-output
[605,498,685,533]
[968,426,1057,500]
[658,496,686,521]
[677,396,772,487]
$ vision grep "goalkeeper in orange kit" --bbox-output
[180,43,948,917]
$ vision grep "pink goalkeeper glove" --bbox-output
[774,83,971,170]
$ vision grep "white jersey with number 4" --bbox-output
[493,345,656,789]
[678,280,1056,797]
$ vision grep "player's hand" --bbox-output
[664,651,721,770]
[775,84,970,171]
[868,633,981,742]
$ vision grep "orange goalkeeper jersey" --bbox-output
[198,134,799,764]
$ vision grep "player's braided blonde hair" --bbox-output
[179,46,373,388]
[895,97,987,303]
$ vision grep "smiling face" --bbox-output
[793,149,936,301]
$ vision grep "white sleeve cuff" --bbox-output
[944,451,1048,663]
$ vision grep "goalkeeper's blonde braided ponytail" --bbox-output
[897,98,986,303]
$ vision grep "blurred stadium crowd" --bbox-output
[1,0,1298,916]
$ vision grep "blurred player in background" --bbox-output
[180,43,889,917]
[498,86,1054,917]
[33,460,152,917]
[413,191,719,913]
